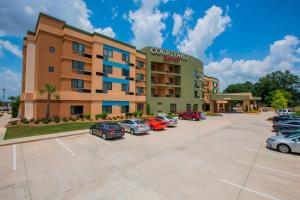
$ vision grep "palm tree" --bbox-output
[40,84,59,119]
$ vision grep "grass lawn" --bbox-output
[4,122,96,140]
[296,111,300,116]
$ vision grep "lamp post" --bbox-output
[2,88,5,111]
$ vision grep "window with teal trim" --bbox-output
[72,60,85,71]
[103,48,113,58]
[102,105,112,113]
[72,42,85,53]
[137,60,144,69]
[103,65,113,74]
[71,79,84,89]
[122,53,129,62]
[121,84,129,91]
[122,69,130,77]
[137,74,144,81]
[103,81,112,90]
[121,105,129,113]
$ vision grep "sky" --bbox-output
[0,0,300,99]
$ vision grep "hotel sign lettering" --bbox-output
[150,48,188,63]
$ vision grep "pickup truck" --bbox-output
[178,112,206,121]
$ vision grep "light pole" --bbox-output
[2,88,5,111]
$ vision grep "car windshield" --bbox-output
[134,120,146,125]
[166,116,173,119]
[104,123,120,128]
[285,134,300,139]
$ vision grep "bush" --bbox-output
[146,103,150,115]
[108,117,112,120]
[133,112,138,117]
[21,118,29,124]
[120,116,124,119]
[137,111,143,117]
[62,117,69,122]
[112,116,117,120]
[9,120,18,126]
[116,116,120,119]
[101,112,108,119]
[53,116,61,123]
[84,113,91,120]
[34,119,40,124]
[95,114,102,120]
[30,118,34,122]
[69,116,73,121]
[76,116,81,120]
[41,118,50,124]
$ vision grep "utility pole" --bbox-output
[2,88,5,110]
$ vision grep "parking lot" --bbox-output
[1,113,300,200]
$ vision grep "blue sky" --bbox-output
[0,0,300,98]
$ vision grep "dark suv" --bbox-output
[90,122,125,140]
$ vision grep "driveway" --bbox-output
[0,112,299,200]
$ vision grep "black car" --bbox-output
[273,115,300,123]
[90,122,125,140]
[273,120,300,132]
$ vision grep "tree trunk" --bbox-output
[46,93,50,119]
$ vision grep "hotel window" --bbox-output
[48,66,54,72]
[49,47,55,53]
[168,77,174,84]
[194,90,198,98]
[193,104,198,111]
[137,60,144,69]
[103,65,113,74]
[71,79,84,89]
[103,48,113,58]
[103,81,112,90]
[121,84,129,91]
[186,104,191,112]
[122,54,129,62]
[137,74,144,81]
[72,60,85,71]
[137,103,144,111]
[122,69,130,77]
[70,106,83,115]
[102,105,112,113]
[72,42,85,53]
[137,87,144,95]
[170,104,177,113]
[121,105,129,113]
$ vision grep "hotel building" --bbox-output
[20,13,204,119]
[203,75,220,111]
[21,13,146,119]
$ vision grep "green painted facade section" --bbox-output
[141,47,204,114]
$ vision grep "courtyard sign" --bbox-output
[150,48,188,63]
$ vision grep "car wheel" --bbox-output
[277,144,290,153]
[90,129,93,135]
[130,128,135,135]
[102,133,107,140]
[150,126,154,131]
[192,117,196,121]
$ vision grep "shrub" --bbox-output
[116,116,120,119]
[108,117,112,120]
[30,118,34,122]
[80,118,84,121]
[9,120,18,126]
[95,114,102,120]
[53,116,61,123]
[42,118,50,124]
[138,111,143,117]
[34,119,40,124]
[101,112,108,119]
[120,116,124,119]
[76,116,81,120]
[133,112,138,117]
[112,116,117,120]
[21,118,28,123]
[146,103,150,115]
[84,113,91,120]
[62,117,69,122]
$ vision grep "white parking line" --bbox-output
[12,144,16,171]
[55,138,76,156]
[87,134,113,146]
[220,178,281,200]
[235,159,300,178]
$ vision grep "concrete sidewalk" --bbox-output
[0,129,89,146]
[0,113,12,140]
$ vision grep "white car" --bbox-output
[276,109,295,116]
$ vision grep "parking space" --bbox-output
[1,113,300,200]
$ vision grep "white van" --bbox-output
[276,109,295,116]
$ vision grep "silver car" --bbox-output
[118,119,150,135]
[266,133,300,153]
[155,116,178,127]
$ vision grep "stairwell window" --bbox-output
[72,42,85,54]
[121,84,130,92]
[103,65,113,74]
[103,81,112,90]
[103,48,113,58]
[122,54,129,62]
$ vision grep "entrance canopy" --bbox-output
[211,92,261,101]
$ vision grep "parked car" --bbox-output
[143,117,166,131]
[272,120,300,132]
[90,122,125,140]
[155,115,178,127]
[276,129,300,136]
[276,108,295,116]
[273,114,300,123]
[266,133,300,153]
[178,112,205,120]
[118,119,150,135]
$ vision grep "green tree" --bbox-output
[9,96,20,118]
[223,81,256,95]
[271,90,288,109]
[255,70,300,106]
[39,84,59,119]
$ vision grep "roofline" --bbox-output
[204,75,219,80]
[30,12,136,50]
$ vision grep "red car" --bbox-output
[144,117,167,131]
[178,112,203,120]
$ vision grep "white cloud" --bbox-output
[0,39,22,58]
[172,7,194,42]
[177,5,231,61]
[128,0,169,48]
[0,0,116,38]
[0,68,21,97]
[172,13,182,36]
[94,27,116,38]
[205,35,300,90]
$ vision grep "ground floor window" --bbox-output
[102,105,112,113]
[121,84,129,91]
[186,104,191,112]
[170,104,177,113]
[137,103,144,112]
[121,105,129,113]
[193,104,198,111]
[70,105,83,115]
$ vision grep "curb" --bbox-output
[0,129,89,146]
